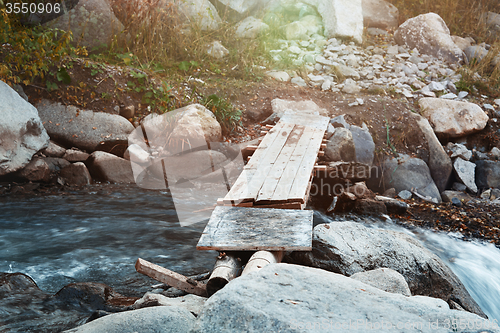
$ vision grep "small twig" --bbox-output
[28,84,47,91]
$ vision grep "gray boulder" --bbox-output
[324,128,356,162]
[19,0,79,25]
[135,104,222,155]
[192,263,494,333]
[288,222,486,317]
[451,35,472,51]
[419,98,489,138]
[13,157,70,182]
[60,162,92,186]
[86,151,134,183]
[62,149,90,162]
[44,0,124,50]
[445,142,472,161]
[383,154,442,203]
[302,0,364,43]
[0,81,50,176]
[63,306,195,333]
[476,160,500,189]
[235,16,269,38]
[464,45,489,64]
[394,13,463,63]
[42,141,66,158]
[362,0,399,30]
[177,0,221,30]
[409,113,452,192]
[453,157,477,193]
[36,99,134,153]
[15,158,52,182]
[212,0,269,17]
[349,123,375,165]
[351,268,411,296]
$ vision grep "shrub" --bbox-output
[202,94,242,135]
[0,4,86,86]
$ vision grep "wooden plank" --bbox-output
[222,169,255,204]
[197,206,313,251]
[240,123,296,202]
[252,201,304,209]
[245,122,294,170]
[135,258,207,297]
[288,128,327,202]
[256,125,304,202]
[270,126,316,202]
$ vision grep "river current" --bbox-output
[1,185,499,329]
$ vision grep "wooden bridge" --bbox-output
[136,111,330,297]
[218,112,330,209]
[197,112,328,251]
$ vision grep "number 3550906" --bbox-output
[6,2,61,14]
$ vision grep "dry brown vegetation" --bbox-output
[387,0,500,42]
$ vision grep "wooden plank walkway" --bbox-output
[221,112,329,209]
[197,206,313,251]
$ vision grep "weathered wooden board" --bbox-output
[135,258,207,297]
[241,123,295,202]
[221,113,328,207]
[263,125,316,203]
[197,206,313,251]
[256,125,305,202]
[288,127,328,202]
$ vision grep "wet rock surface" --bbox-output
[0,273,137,333]
[287,222,486,317]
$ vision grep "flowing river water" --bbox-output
[1,185,499,330]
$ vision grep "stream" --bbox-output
[1,185,499,331]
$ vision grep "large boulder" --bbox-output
[288,222,486,318]
[44,0,124,50]
[63,306,195,333]
[419,98,489,138]
[409,112,452,192]
[476,160,500,190]
[330,115,375,165]
[60,162,92,186]
[0,81,50,176]
[36,99,134,153]
[324,128,357,162]
[302,0,364,43]
[212,0,270,17]
[394,13,463,63]
[362,0,399,30]
[192,263,494,333]
[235,16,269,38]
[86,151,134,183]
[382,154,442,203]
[176,0,221,30]
[349,123,375,165]
[134,104,222,155]
[453,157,477,193]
